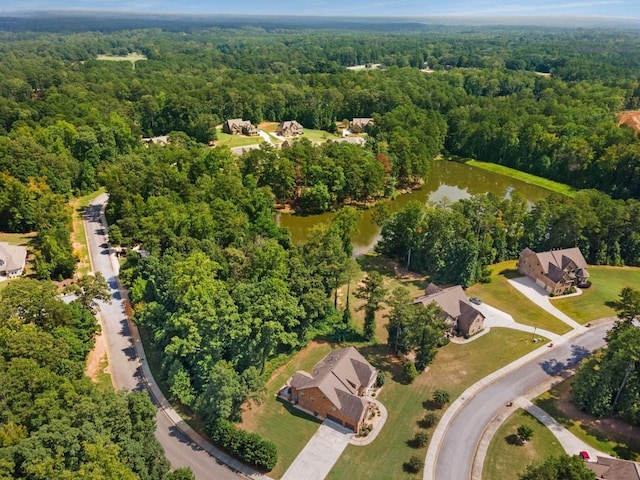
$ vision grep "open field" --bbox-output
[552,266,640,323]
[70,188,105,276]
[215,130,264,148]
[96,52,147,68]
[484,408,560,480]
[466,261,572,335]
[461,159,577,197]
[327,328,541,479]
[301,128,341,143]
[535,378,640,461]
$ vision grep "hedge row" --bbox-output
[207,420,278,471]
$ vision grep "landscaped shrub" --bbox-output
[207,420,278,470]
[422,412,438,428]
[432,389,450,408]
[413,431,428,448]
[376,370,387,387]
[404,455,424,473]
[403,361,419,384]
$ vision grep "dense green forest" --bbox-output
[376,188,640,286]
[2,18,640,472]
[0,278,186,479]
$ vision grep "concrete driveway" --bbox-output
[282,420,352,480]
[508,277,583,329]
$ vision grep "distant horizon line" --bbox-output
[1,9,639,20]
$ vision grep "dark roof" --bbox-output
[290,347,377,423]
[521,247,588,275]
[279,120,303,130]
[457,301,483,334]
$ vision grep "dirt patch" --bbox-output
[618,110,640,134]
[85,328,110,383]
[543,378,640,458]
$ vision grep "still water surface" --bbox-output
[277,161,554,256]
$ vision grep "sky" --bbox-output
[2,0,640,18]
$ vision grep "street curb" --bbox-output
[423,322,609,480]
[90,195,273,480]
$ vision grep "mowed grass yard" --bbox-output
[327,329,541,480]
[238,341,331,478]
[215,130,264,148]
[551,266,640,323]
[466,261,572,335]
[484,408,560,480]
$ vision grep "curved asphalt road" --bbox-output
[84,194,242,480]
[432,324,610,480]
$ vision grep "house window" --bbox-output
[331,406,336,411]
[300,392,304,396]
[322,394,326,399]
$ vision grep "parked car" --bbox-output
[469,297,482,305]
[579,451,591,461]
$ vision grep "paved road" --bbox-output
[432,323,610,480]
[84,194,242,480]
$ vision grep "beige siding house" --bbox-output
[288,347,377,432]
[413,283,485,337]
[518,247,589,295]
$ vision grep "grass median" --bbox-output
[484,408,560,480]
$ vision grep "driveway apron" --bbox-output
[282,420,352,480]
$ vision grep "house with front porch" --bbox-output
[288,346,377,432]
[517,247,589,295]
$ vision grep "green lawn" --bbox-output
[94,354,113,392]
[484,409,561,480]
[301,128,341,143]
[327,328,541,480]
[551,266,640,323]
[239,342,332,478]
[466,261,572,335]
[215,130,264,148]
[534,378,640,461]
[70,188,105,276]
[461,159,576,197]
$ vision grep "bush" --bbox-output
[413,431,428,448]
[207,420,278,470]
[403,361,419,384]
[376,370,387,387]
[404,455,424,473]
[433,389,450,408]
[422,412,438,428]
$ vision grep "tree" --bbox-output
[355,271,387,341]
[165,468,196,480]
[613,286,640,324]
[517,424,534,444]
[404,455,424,474]
[519,454,596,480]
[403,361,419,384]
[413,431,428,448]
[65,272,112,313]
[433,389,450,408]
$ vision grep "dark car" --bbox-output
[469,297,482,305]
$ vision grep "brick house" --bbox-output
[289,347,377,432]
[517,247,589,296]
[276,120,303,137]
[0,242,27,278]
[222,118,258,136]
[413,283,485,337]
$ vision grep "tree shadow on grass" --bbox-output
[421,400,442,411]
[499,268,520,279]
[506,434,522,446]
[358,344,404,384]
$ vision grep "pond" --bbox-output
[277,160,554,256]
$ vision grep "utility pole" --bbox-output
[531,327,537,342]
